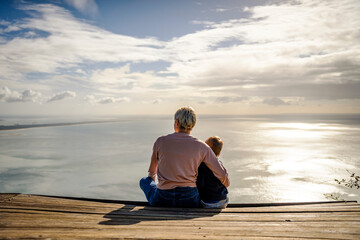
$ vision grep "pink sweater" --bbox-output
[150,132,230,190]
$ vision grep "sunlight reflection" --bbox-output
[247,122,356,202]
[230,176,340,202]
[261,123,341,141]
[264,129,327,140]
[262,122,351,131]
[262,176,339,202]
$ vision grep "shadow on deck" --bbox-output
[99,205,222,225]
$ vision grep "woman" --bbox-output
[139,106,230,208]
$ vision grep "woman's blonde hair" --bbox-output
[174,106,196,131]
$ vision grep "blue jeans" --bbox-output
[139,177,201,208]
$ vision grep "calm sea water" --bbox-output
[0,114,359,203]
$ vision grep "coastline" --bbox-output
[0,120,118,131]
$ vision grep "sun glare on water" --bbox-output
[249,122,352,202]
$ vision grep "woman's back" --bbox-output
[154,132,209,190]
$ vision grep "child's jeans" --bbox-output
[139,177,201,208]
[201,197,229,209]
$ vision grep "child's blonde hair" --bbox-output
[206,136,223,156]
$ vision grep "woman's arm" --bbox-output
[203,147,230,187]
[148,148,158,181]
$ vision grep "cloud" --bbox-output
[91,64,132,85]
[0,87,41,103]
[89,63,176,95]
[0,20,11,26]
[263,97,290,106]
[191,20,215,26]
[1,0,359,114]
[47,91,76,102]
[24,31,37,38]
[98,97,129,104]
[64,0,98,17]
[84,95,130,104]
[0,3,165,83]
[21,89,42,102]
[165,0,360,101]
[152,99,162,104]
[3,25,21,33]
[233,81,360,100]
[215,8,229,12]
[216,96,248,103]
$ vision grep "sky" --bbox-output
[0,0,359,116]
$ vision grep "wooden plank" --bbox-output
[25,194,360,209]
[0,193,19,202]
[2,211,360,228]
[2,209,360,224]
[1,225,359,240]
[2,210,360,225]
[4,202,360,218]
[0,194,359,240]
[4,194,360,214]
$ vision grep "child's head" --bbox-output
[205,136,223,157]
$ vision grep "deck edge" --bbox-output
[26,194,357,207]
[0,193,21,203]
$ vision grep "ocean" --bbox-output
[0,114,359,203]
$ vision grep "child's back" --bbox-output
[197,162,228,201]
[196,136,228,208]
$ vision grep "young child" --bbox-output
[196,136,229,208]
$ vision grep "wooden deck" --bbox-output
[1,194,359,239]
